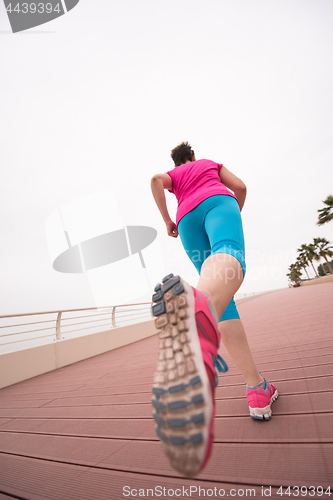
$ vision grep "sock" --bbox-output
[247,378,265,390]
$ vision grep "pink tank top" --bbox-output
[166,159,237,225]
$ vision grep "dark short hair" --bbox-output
[170,141,194,166]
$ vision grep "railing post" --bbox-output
[112,306,116,328]
[56,312,62,341]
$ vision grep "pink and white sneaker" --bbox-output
[246,377,278,420]
[151,274,228,477]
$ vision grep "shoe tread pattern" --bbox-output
[151,274,209,476]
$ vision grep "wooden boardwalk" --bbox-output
[0,282,332,499]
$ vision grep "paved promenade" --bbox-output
[0,282,332,499]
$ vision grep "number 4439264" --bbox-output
[277,486,331,496]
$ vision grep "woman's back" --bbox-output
[167,158,236,225]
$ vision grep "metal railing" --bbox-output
[0,290,272,354]
[0,303,153,354]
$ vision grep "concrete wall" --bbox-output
[0,319,156,389]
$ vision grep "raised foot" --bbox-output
[151,273,214,477]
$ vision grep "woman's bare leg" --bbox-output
[196,253,243,318]
[218,319,262,387]
[196,253,262,387]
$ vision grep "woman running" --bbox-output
[150,142,278,477]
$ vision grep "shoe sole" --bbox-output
[151,274,213,477]
[249,389,279,420]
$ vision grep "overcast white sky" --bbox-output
[1,0,332,315]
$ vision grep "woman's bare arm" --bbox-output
[219,166,247,211]
[151,173,178,237]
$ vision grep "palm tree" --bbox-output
[287,263,302,285]
[295,254,310,280]
[297,244,313,278]
[313,237,333,274]
[317,195,333,226]
[307,243,320,277]
[297,243,319,278]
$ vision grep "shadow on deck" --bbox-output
[0,282,332,499]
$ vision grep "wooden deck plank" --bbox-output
[0,398,59,409]
[0,453,89,500]
[1,389,332,420]
[0,419,14,428]
[0,417,154,439]
[1,373,331,412]
[0,453,295,500]
[0,433,127,466]
[1,413,332,443]
[0,383,153,400]
[0,494,21,500]
[214,413,333,443]
[96,440,333,487]
[1,373,328,408]
[1,437,332,489]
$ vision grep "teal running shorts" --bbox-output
[177,195,246,322]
